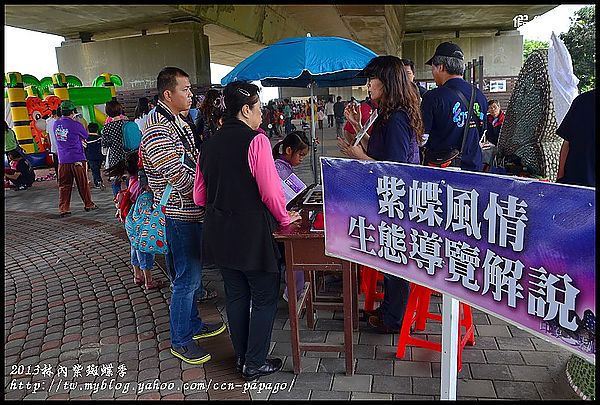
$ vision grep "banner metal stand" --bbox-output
[440,294,459,400]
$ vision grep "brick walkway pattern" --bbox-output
[4,125,581,400]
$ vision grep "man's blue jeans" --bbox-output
[165,217,204,347]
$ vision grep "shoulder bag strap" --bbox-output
[158,153,185,206]
[449,84,481,131]
[462,84,476,154]
[155,104,193,151]
[155,103,196,171]
[447,84,476,155]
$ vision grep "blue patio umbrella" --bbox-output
[221,34,378,183]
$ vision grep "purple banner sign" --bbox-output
[321,157,595,363]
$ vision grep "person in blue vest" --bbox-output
[337,55,424,334]
[421,42,487,171]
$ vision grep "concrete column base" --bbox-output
[56,20,211,91]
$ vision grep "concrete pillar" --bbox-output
[402,30,524,81]
[56,20,211,91]
[385,5,405,57]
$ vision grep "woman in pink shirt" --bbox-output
[193,81,300,381]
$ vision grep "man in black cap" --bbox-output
[421,41,487,171]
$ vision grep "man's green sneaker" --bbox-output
[192,322,227,340]
[170,341,211,365]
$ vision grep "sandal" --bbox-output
[145,279,165,290]
[134,276,145,286]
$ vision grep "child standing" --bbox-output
[272,131,310,301]
[85,122,105,189]
[317,108,325,130]
[120,152,164,290]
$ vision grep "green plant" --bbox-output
[560,5,596,92]
[523,39,549,62]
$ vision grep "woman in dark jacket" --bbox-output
[482,99,504,171]
[193,81,301,381]
[196,89,225,143]
[338,55,424,334]
[101,100,129,196]
[485,99,504,146]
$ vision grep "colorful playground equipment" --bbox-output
[4,72,121,168]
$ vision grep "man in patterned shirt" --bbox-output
[140,67,225,365]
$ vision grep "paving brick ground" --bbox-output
[4,125,581,400]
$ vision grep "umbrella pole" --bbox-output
[321,121,324,162]
[310,82,318,185]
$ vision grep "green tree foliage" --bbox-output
[523,39,549,61]
[560,5,596,92]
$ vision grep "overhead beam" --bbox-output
[385,5,406,56]
[175,5,307,46]
[5,4,558,68]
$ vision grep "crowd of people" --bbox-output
[4,40,594,385]
[258,95,357,139]
[146,43,496,378]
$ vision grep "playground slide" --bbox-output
[94,107,107,126]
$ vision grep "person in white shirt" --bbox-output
[45,108,60,181]
[317,108,325,130]
[134,97,150,132]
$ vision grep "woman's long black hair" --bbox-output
[361,55,424,143]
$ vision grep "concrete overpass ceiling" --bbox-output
[403,5,558,34]
[5,4,558,66]
[176,5,308,46]
[4,5,188,39]
[203,24,266,67]
[5,5,559,40]
[277,5,389,54]
[335,1,388,42]
[336,5,387,15]
[176,4,308,65]
[275,5,352,38]
[340,15,388,53]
